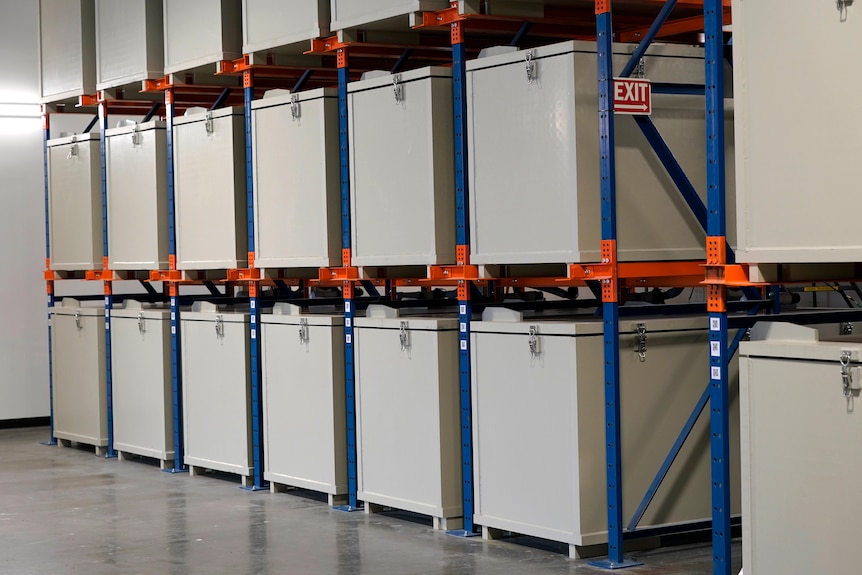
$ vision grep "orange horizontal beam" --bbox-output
[226,268,261,281]
[319,266,359,282]
[619,8,731,42]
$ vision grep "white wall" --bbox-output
[0,0,50,419]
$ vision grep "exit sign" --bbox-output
[613,78,651,115]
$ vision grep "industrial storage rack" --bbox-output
[38,2,857,575]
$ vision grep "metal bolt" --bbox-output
[585,269,591,276]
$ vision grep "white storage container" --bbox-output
[330,0,449,31]
[242,0,329,54]
[111,300,173,465]
[39,0,96,102]
[47,132,103,271]
[740,322,862,575]
[354,306,461,529]
[251,89,341,269]
[467,41,733,265]
[471,310,741,554]
[163,0,241,74]
[261,304,346,501]
[106,120,169,270]
[51,298,107,450]
[733,1,862,263]
[173,107,247,270]
[95,0,163,90]
[181,302,252,480]
[348,68,455,266]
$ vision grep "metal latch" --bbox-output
[205,112,214,135]
[74,311,82,330]
[67,136,79,159]
[290,93,301,121]
[842,322,855,336]
[635,323,647,362]
[840,351,861,399]
[298,318,309,344]
[525,50,536,84]
[393,73,403,104]
[131,125,142,147]
[399,321,410,351]
[137,312,146,334]
[215,314,224,338]
[528,325,540,358]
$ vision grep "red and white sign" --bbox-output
[613,78,651,115]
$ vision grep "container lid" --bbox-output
[173,106,243,126]
[47,132,101,147]
[466,39,705,72]
[741,322,862,363]
[354,305,458,330]
[181,301,249,322]
[52,297,105,317]
[470,308,707,336]
[111,299,170,320]
[105,119,166,137]
[347,66,452,94]
[250,87,337,111]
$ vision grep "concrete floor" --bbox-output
[0,427,741,574]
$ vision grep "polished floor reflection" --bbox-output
[0,427,741,574]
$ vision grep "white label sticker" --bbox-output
[251,329,256,339]
[710,341,721,357]
[171,297,176,307]
[171,326,176,335]
[171,312,175,322]
[346,334,352,344]
[251,315,256,324]
[460,322,467,333]
[105,309,110,318]
[104,297,109,305]
[710,317,721,331]
[345,318,352,328]
[460,340,468,350]
[105,322,110,330]
[250,300,256,309]
[460,305,467,315]
[711,366,721,380]
[345,302,351,313]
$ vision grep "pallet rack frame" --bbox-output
[37,3,848,574]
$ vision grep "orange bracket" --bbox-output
[150,269,185,282]
[307,35,351,55]
[142,76,172,92]
[319,266,359,282]
[227,268,261,281]
[217,55,252,75]
[427,265,479,282]
[413,6,463,29]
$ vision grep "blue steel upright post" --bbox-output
[588,0,641,569]
[334,47,361,512]
[99,99,117,459]
[448,16,477,538]
[705,1,732,573]
[242,69,266,491]
[164,87,186,474]
[41,106,57,446]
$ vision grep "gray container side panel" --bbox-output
[741,355,862,575]
[252,97,341,268]
[734,1,862,263]
[48,140,103,270]
[110,315,173,459]
[349,75,455,266]
[355,326,462,518]
[107,127,170,270]
[173,113,247,269]
[468,47,733,265]
[330,0,449,31]
[429,78,456,263]
[181,318,252,474]
[96,0,164,89]
[471,331,581,543]
[261,322,347,493]
[242,0,328,53]
[51,312,107,445]
[40,0,97,100]
[472,327,740,546]
[163,0,241,74]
